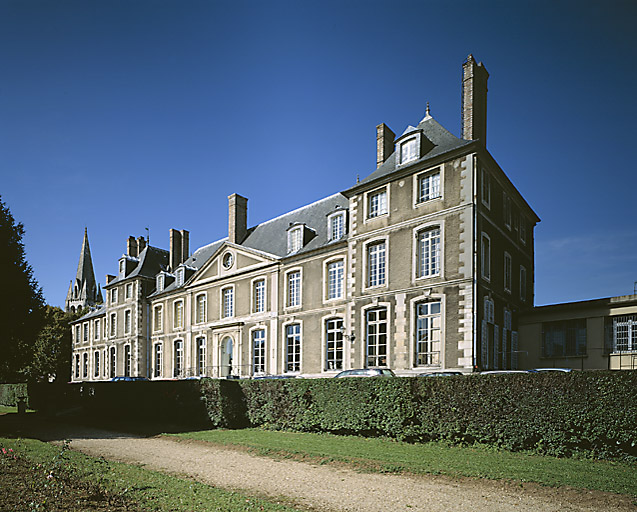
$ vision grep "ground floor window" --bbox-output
[124,345,131,377]
[252,330,266,374]
[154,344,162,378]
[174,340,184,377]
[196,337,206,376]
[608,315,637,352]
[366,307,387,367]
[415,301,441,366]
[542,319,587,357]
[325,318,343,371]
[94,351,100,378]
[285,324,301,372]
[109,347,116,378]
[75,354,80,379]
[83,353,88,378]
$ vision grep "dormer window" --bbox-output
[288,226,303,254]
[176,268,185,286]
[327,211,346,242]
[119,260,125,276]
[400,137,417,164]
[156,274,165,292]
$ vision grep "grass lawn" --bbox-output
[171,429,637,497]
[0,437,305,512]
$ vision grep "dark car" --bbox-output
[111,376,149,382]
[334,368,395,378]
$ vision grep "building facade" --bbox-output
[70,55,539,381]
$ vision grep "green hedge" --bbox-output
[236,372,637,461]
[0,383,28,407]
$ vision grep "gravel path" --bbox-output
[9,419,636,512]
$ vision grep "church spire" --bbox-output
[65,228,101,313]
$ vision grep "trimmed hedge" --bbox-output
[0,383,28,407]
[235,371,637,461]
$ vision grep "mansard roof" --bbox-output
[104,245,169,288]
[345,115,473,193]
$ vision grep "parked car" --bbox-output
[479,370,530,375]
[110,376,149,382]
[418,371,463,377]
[252,375,298,380]
[334,368,396,378]
[529,368,573,373]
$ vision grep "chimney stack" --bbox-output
[462,54,489,145]
[228,194,248,245]
[127,236,138,258]
[180,230,189,261]
[169,229,182,271]
[376,123,395,168]
[136,236,147,253]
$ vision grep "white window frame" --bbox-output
[252,278,266,314]
[414,167,442,205]
[327,211,346,242]
[153,343,163,378]
[176,267,185,287]
[125,282,133,300]
[365,238,387,289]
[414,223,442,280]
[481,233,491,281]
[75,325,80,344]
[111,287,118,305]
[196,336,207,376]
[251,328,266,375]
[83,322,89,342]
[109,346,116,379]
[520,265,527,302]
[195,293,207,324]
[324,317,344,372]
[124,309,132,335]
[83,352,88,378]
[365,305,389,368]
[325,258,345,301]
[285,269,302,309]
[173,300,184,329]
[221,286,234,318]
[287,226,303,254]
[109,313,117,338]
[481,168,491,209]
[283,321,302,374]
[398,135,419,166]
[94,350,100,378]
[124,344,131,377]
[156,274,164,292]
[504,252,512,293]
[153,305,163,332]
[414,299,443,367]
[94,319,101,340]
[365,186,389,220]
[173,339,184,378]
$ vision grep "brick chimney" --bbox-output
[228,194,248,245]
[127,236,138,257]
[169,229,182,271]
[376,123,395,168]
[180,230,189,261]
[136,236,147,253]
[462,54,489,145]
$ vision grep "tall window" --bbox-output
[503,193,512,229]
[83,353,88,378]
[287,271,301,307]
[520,266,527,301]
[124,310,132,334]
[327,260,344,299]
[400,138,417,164]
[174,340,184,377]
[609,315,637,352]
[154,344,162,378]
[252,330,266,374]
[75,325,80,344]
[367,242,386,287]
[196,337,206,376]
[287,227,302,254]
[504,252,512,293]
[156,274,164,292]
[111,288,118,304]
[286,324,301,372]
[109,347,116,378]
[176,268,184,286]
[325,318,343,371]
[222,288,234,318]
[417,228,440,278]
[417,171,441,203]
[93,351,100,378]
[481,169,491,208]
[124,345,131,377]
[174,301,184,329]
[368,189,387,218]
[109,313,117,337]
[196,294,206,323]
[253,280,265,313]
[94,319,101,340]
[519,218,527,244]
[154,305,163,332]
[328,212,345,241]
[481,234,491,280]
[125,283,133,299]
[415,301,441,366]
[543,319,587,357]
[83,323,88,342]
[366,308,388,367]
[75,354,80,379]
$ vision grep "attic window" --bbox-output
[176,268,184,286]
[288,227,303,254]
[119,260,125,277]
[328,212,345,241]
[157,274,164,292]
[400,137,418,164]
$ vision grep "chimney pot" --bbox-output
[127,236,138,258]
[376,123,395,168]
[228,194,248,245]
[180,230,190,263]
[462,54,489,145]
[136,236,146,253]
[169,229,182,271]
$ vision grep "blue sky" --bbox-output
[1,0,636,308]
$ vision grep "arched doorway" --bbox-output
[220,336,234,377]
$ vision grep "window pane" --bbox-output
[366,308,388,367]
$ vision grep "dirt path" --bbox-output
[7,418,636,512]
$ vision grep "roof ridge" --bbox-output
[252,192,346,230]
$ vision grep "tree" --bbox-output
[27,306,79,383]
[0,195,45,382]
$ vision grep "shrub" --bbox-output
[0,383,27,407]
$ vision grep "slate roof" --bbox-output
[72,304,106,324]
[104,245,169,288]
[347,115,473,191]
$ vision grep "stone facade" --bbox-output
[70,55,539,381]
